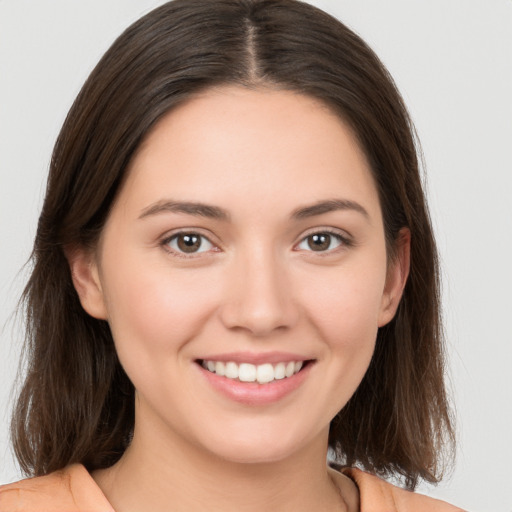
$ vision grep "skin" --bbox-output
[69,86,409,512]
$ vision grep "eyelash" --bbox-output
[295,229,352,255]
[161,230,217,259]
[161,229,352,259]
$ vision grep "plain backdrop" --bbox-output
[1,1,511,510]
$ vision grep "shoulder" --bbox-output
[0,464,114,512]
[340,467,466,512]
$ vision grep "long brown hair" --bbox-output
[12,0,453,489]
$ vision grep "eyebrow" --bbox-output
[138,198,369,222]
[290,199,370,220]
[139,200,230,221]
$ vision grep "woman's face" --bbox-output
[73,86,407,464]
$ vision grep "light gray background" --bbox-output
[1,1,511,510]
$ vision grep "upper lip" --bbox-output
[197,351,313,365]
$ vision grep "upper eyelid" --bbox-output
[297,226,352,242]
[161,228,218,244]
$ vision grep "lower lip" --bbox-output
[197,363,313,405]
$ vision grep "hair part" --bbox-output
[12,0,454,489]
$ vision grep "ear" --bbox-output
[65,245,108,320]
[378,228,411,327]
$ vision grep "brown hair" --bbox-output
[12,0,453,489]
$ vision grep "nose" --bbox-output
[219,246,300,337]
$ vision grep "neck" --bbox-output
[92,413,355,512]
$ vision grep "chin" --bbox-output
[211,444,296,466]
[198,423,323,466]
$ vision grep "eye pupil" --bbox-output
[177,234,201,253]
[308,234,331,251]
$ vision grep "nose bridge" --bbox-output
[220,241,298,336]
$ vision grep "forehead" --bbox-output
[117,86,381,222]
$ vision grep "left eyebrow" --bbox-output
[290,199,370,221]
[138,200,230,221]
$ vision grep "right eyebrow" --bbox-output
[138,200,230,221]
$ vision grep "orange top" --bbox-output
[341,468,465,512]
[0,464,465,511]
[0,465,113,512]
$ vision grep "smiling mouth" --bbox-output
[197,359,313,384]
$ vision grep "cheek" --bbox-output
[319,282,381,370]
[298,258,387,403]
[101,259,220,372]
[300,257,387,343]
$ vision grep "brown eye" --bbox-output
[177,234,201,252]
[297,232,344,252]
[167,233,214,254]
[308,234,331,251]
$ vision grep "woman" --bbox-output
[0,0,463,510]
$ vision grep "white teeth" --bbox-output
[274,362,286,380]
[201,359,306,384]
[239,363,256,382]
[215,361,225,377]
[225,361,239,379]
[256,363,274,384]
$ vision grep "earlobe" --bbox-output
[378,228,411,327]
[65,245,108,320]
